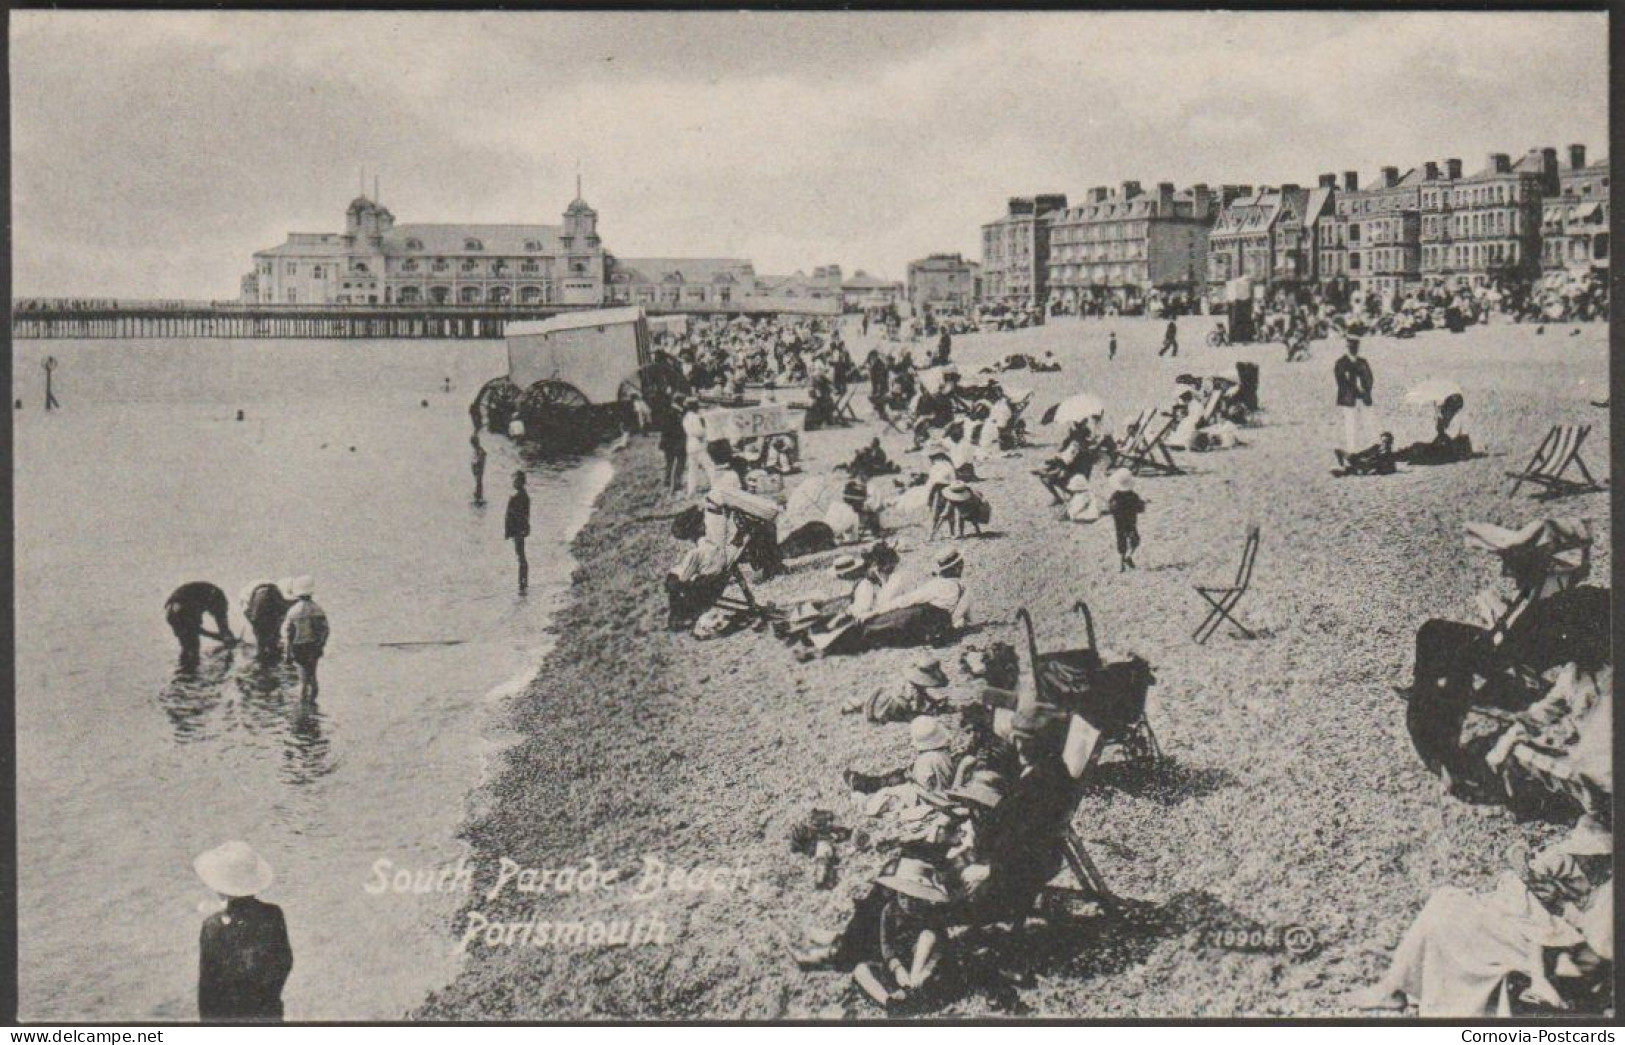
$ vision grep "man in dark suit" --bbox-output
[504,470,530,594]
[1334,335,1374,452]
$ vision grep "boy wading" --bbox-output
[280,577,328,700]
[506,470,531,594]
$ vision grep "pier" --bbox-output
[10,300,836,340]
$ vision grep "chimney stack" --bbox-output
[1446,158,1462,180]
[1569,144,1587,171]
[1343,171,1359,192]
[1156,182,1175,211]
[1318,173,1337,188]
[1121,180,1143,199]
[1424,161,1439,181]
[1280,183,1301,197]
[1490,153,1511,173]
[1192,183,1213,219]
[1090,187,1109,204]
[1381,166,1399,187]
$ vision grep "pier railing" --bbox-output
[11,298,841,339]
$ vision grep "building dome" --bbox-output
[566,196,596,217]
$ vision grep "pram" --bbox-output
[1020,603,1161,771]
[1403,517,1609,806]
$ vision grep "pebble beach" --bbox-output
[417,313,1609,1019]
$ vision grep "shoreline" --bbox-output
[415,318,1609,1019]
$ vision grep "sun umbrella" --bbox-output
[1045,392,1107,427]
[785,474,844,522]
[1403,379,1463,407]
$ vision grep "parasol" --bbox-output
[1044,392,1107,427]
[1403,379,1463,407]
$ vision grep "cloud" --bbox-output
[10,10,1608,298]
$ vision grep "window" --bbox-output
[312,265,324,279]
[406,238,423,251]
[286,289,298,303]
[521,260,539,274]
[464,238,483,251]
[461,260,477,273]
[524,240,542,252]
[286,262,297,275]
[403,260,419,273]
[433,259,449,273]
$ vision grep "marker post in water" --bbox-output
[43,356,60,411]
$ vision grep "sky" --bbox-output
[10,10,1610,299]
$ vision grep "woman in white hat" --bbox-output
[1353,815,1613,1016]
[1062,472,1100,524]
[855,857,951,1010]
[194,840,292,1021]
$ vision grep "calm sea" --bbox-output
[12,338,610,1020]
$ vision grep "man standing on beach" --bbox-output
[1334,335,1375,453]
[505,470,531,595]
[1159,319,1179,357]
[1108,331,1118,360]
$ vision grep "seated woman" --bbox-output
[1354,818,1612,1016]
[665,533,734,631]
[932,483,988,539]
[817,549,969,656]
[1062,474,1100,523]
[1397,393,1475,465]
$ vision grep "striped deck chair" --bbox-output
[1108,406,1158,470]
[1115,410,1185,476]
[1506,424,1604,499]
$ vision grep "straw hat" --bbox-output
[873,857,949,905]
[286,575,315,598]
[194,840,274,897]
[831,553,867,580]
[926,449,952,464]
[934,549,965,575]
[910,715,951,752]
[1011,703,1047,740]
[907,656,949,689]
[1065,474,1091,494]
[942,483,974,503]
[1107,468,1134,492]
[1558,814,1612,857]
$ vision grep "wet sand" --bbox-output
[418,314,1609,1018]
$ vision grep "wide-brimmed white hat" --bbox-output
[910,715,951,752]
[873,857,949,904]
[942,483,974,503]
[194,840,274,897]
[1108,469,1134,492]
[1558,814,1613,857]
[907,656,949,689]
[286,575,315,598]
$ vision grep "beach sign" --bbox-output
[700,402,798,443]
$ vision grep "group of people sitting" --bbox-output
[777,542,973,658]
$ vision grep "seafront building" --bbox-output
[1419,149,1558,288]
[249,193,610,307]
[1045,182,1224,310]
[1544,146,1611,271]
[907,253,980,311]
[842,271,905,312]
[979,195,1068,306]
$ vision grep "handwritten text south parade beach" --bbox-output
[366,856,756,953]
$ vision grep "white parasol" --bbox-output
[1403,379,1463,407]
[1046,392,1107,427]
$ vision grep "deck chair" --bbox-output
[1193,525,1260,643]
[1506,424,1604,499]
[833,386,860,425]
[1116,410,1184,476]
[1107,407,1158,469]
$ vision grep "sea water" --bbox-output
[12,338,610,1020]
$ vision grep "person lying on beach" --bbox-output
[1334,432,1398,476]
[1395,394,1474,466]
[811,549,967,656]
[1352,817,1612,1016]
[842,658,953,725]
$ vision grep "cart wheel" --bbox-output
[619,362,689,413]
[518,380,590,435]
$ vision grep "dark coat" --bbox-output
[1334,353,1374,407]
[504,488,531,540]
[198,897,293,1021]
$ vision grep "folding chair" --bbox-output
[1107,407,1157,470]
[1506,424,1604,499]
[1115,410,1185,476]
[833,386,860,425]
[1193,525,1260,643]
